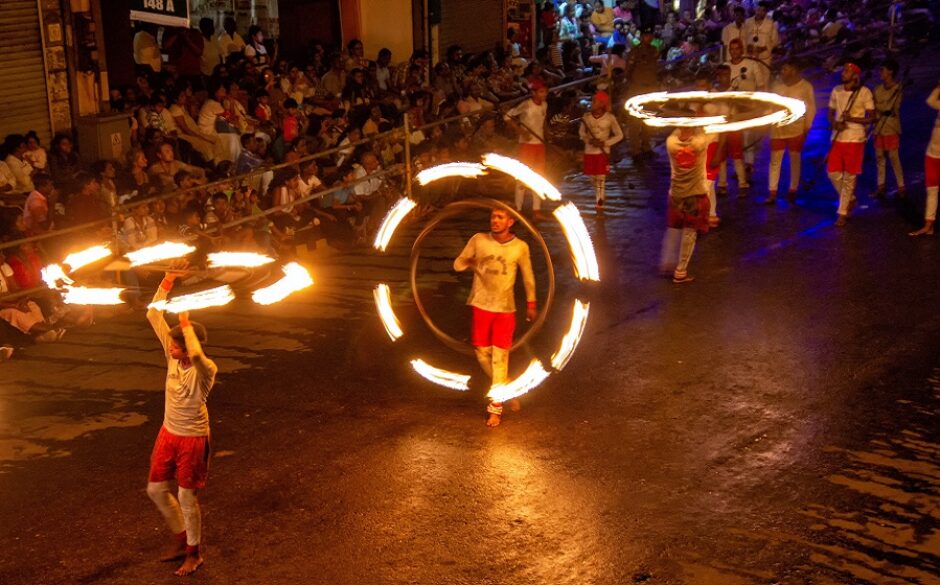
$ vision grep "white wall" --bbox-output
[359,0,414,64]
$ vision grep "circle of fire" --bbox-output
[371,153,600,404]
[624,90,807,133]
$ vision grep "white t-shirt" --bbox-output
[298,174,323,198]
[198,99,225,136]
[147,286,218,437]
[771,78,816,139]
[4,155,34,193]
[721,22,747,50]
[579,111,624,154]
[454,233,536,313]
[829,85,875,143]
[505,99,548,145]
[218,32,246,58]
[726,58,768,91]
[353,165,382,196]
[742,16,779,62]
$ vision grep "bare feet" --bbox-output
[909,225,934,236]
[175,553,204,576]
[508,398,521,412]
[159,540,187,563]
[708,216,720,228]
[835,215,847,227]
[486,413,501,427]
[786,190,797,204]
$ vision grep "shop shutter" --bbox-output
[439,0,503,55]
[0,0,52,144]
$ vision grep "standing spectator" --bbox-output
[3,135,35,194]
[722,6,747,60]
[743,1,779,63]
[244,25,272,68]
[218,17,246,60]
[133,22,162,73]
[199,18,221,78]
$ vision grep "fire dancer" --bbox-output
[579,91,624,209]
[145,268,217,576]
[660,125,710,283]
[454,208,537,427]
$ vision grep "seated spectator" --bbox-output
[122,201,159,251]
[5,242,45,290]
[591,0,616,43]
[92,160,119,209]
[281,99,305,145]
[48,134,81,186]
[23,131,48,172]
[168,88,220,165]
[199,82,241,162]
[22,173,55,235]
[117,147,154,200]
[235,133,265,175]
[362,105,390,137]
[148,143,206,191]
[3,134,35,193]
[66,171,109,227]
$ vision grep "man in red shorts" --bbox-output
[661,125,710,284]
[910,80,940,236]
[505,79,550,220]
[768,60,815,204]
[828,62,874,226]
[454,208,537,427]
[579,90,624,209]
[872,60,905,199]
[145,269,218,576]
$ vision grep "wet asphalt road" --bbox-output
[3,70,940,584]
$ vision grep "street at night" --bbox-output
[3,64,940,584]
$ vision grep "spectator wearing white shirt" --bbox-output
[743,1,779,63]
[218,17,246,61]
[3,135,34,194]
[828,63,874,226]
[198,18,222,77]
[721,6,747,60]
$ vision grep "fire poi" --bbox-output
[371,153,599,420]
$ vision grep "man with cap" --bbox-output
[623,26,660,161]
[145,267,218,576]
[828,62,874,226]
[579,91,624,208]
[505,79,550,220]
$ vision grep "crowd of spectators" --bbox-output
[0,0,931,360]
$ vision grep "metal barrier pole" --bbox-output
[403,114,413,200]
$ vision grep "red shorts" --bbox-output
[149,426,211,489]
[827,141,865,175]
[667,194,710,233]
[770,134,806,151]
[583,153,609,176]
[518,143,546,172]
[727,132,744,159]
[874,134,900,150]
[926,155,940,188]
[706,142,719,181]
[472,307,516,350]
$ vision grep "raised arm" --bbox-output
[146,275,175,356]
[454,234,478,272]
[927,85,940,111]
[179,311,218,381]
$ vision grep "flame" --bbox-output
[551,300,590,371]
[62,286,125,305]
[482,153,562,201]
[624,90,806,133]
[373,283,403,341]
[40,264,73,289]
[487,359,551,403]
[251,262,314,305]
[410,359,471,391]
[207,251,276,268]
[149,285,235,313]
[63,245,111,271]
[373,197,417,252]
[415,162,487,185]
[553,202,600,281]
[126,242,196,267]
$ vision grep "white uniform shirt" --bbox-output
[218,32,246,59]
[742,16,779,62]
[829,85,875,143]
[771,78,816,139]
[4,155,34,193]
[926,87,940,159]
[579,111,624,154]
[454,233,536,313]
[726,58,768,91]
[721,22,747,52]
[147,286,218,437]
[505,99,547,145]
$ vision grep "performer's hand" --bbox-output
[165,259,189,282]
[526,306,537,322]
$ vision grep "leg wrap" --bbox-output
[147,481,185,535]
[178,487,202,547]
